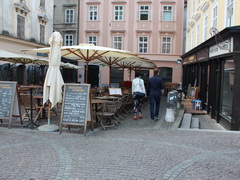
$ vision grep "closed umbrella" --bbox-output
[38,31,64,132]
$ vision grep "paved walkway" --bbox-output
[1,96,239,180]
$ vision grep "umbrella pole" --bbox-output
[129,68,132,80]
[85,62,89,83]
[109,65,112,87]
[48,102,51,125]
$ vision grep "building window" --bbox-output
[135,70,149,81]
[114,5,124,21]
[212,5,218,28]
[187,35,190,51]
[88,36,97,45]
[64,34,74,46]
[158,67,173,83]
[40,25,45,44]
[65,9,74,23]
[198,0,200,6]
[113,36,123,50]
[40,0,45,8]
[161,37,171,54]
[203,14,208,41]
[110,67,123,85]
[221,60,235,120]
[17,15,25,39]
[191,31,195,48]
[192,0,195,15]
[162,5,173,21]
[138,36,148,53]
[226,0,234,27]
[139,5,150,20]
[89,5,98,21]
[196,24,200,46]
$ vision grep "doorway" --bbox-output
[85,65,99,87]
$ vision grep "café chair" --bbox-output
[95,101,118,130]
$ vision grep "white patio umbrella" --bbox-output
[60,62,81,69]
[38,31,64,132]
[93,56,155,85]
[22,44,137,83]
[0,49,49,84]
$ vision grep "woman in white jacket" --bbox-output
[132,72,146,120]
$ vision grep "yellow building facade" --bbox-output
[186,0,240,52]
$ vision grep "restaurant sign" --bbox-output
[209,38,233,57]
[183,54,196,64]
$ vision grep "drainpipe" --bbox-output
[77,0,80,45]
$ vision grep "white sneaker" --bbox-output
[155,117,159,121]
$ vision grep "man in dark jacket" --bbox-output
[147,69,163,121]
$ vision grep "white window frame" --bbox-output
[88,36,97,45]
[162,5,173,21]
[65,9,74,23]
[88,5,98,21]
[114,5,124,21]
[139,5,150,21]
[225,0,234,27]
[212,3,218,28]
[161,36,172,54]
[203,14,208,41]
[64,34,74,46]
[113,36,123,50]
[138,36,148,53]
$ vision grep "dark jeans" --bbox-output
[149,95,161,120]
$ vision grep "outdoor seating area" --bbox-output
[0,81,138,133]
[92,89,134,130]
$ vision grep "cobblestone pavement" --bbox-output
[1,96,239,180]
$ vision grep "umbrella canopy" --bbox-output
[93,56,155,84]
[43,31,64,108]
[112,57,156,80]
[22,44,138,83]
[0,49,48,64]
[0,49,50,84]
[60,62,81,69]
[114,57,156,70]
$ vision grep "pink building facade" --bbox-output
[78,0,184,87]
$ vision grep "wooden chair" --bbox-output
[19,94,44,122]
[95,101,118,130]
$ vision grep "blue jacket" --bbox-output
[147,75,163,96]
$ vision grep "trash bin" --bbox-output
[165,90,177,122]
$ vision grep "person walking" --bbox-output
[132,72,146,120]
[147,69,164,121]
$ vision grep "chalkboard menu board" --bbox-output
[60,83,91,136]
[0,81,21,128]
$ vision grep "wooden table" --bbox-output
[94,96,119,101]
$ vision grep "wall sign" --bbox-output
[209,38,233,57]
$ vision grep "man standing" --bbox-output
[147,69,163,121]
